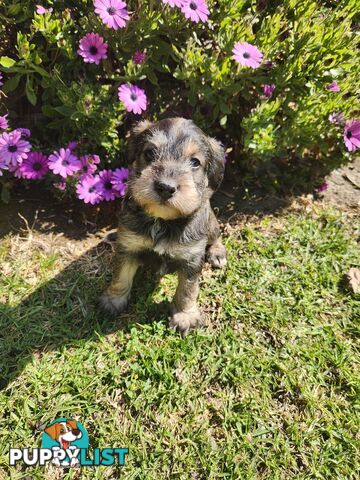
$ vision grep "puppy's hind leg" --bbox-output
[206,209,227,269]
[100,256,140,314]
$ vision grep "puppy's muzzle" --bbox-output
[154,180,177,200]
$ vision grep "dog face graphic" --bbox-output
[44,419,82,449]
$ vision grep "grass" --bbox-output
[0,205,359,479]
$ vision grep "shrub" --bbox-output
[0,0,359,202]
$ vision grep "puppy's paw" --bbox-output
[169,308,202,336]
[99,290,129,314]
[207,242,227,268]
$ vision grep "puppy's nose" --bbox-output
[72,429,80,436]
[154,180,176,200]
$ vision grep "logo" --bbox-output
[9,417,128,468]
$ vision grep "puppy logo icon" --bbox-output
[41,418,89,467]
[9,417,128,468]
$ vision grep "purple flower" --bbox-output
[78,33,108,65]
[180,0,209,23]
[111,167,129,196]
[14,128,31,138]
[94,0,129,30]
[262,84,275,98]
[316,181,328,193]
[344,120,360,152]
[0,160,8,175]
[36,5,53,14]
[0,115,9,130]
[89,154,101,165]
[76,175,103,204]
[118,84,147,114]
[132,51,146,65]
[263,60,274,69]
[0,130,31,168]
[162,0,183,7]
[326,81,340,92]
[95,170,120,201]
[328,112,344,125]
[17,152,49,180]
[0,73,3,87]
[48,148,81,177]
[54,180,67,190]
[78,154,99,178]
[232,42,263,69]
[66,141,78,151]
[8,162,22,178]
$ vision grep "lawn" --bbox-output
[0,204,359,479]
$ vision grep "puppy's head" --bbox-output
[126,118,225,220]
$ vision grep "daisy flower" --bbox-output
[14,128,31,138]
[0,115,9,130]
[232,42,263,69]
[48,148,81,177]
[78,154,100,178]
[111,167,129,196]
[328,112,343,125]
[78,33,108,65]
[326,81,340,92]
[162,0,183,7]
[180,0,209,23]
[94,0,129,30]
[315,182,328,193]
[132,51,146,65]
[118,84,147,114]
[262,84,275,98]
[66,141,78,150]
[54,180,67,190]
[17,152,49,180]
[36,5,53,14]
[0,130,31,167]
[344,120,360,152]
[95,170,120,201]
[76,175,103,204]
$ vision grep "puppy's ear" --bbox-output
[206,137,225,192]
[67,419,78,430]
[44,423,60,441]
[126,120,153,164]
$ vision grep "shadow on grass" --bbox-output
[0,151,349,240]
[0,241,169,391]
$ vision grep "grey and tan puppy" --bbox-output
[100,117,227,335]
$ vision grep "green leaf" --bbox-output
[220,115,227,127]
[0,56,16,68]
[53,105,75,116]
[25,77,37,106]
[42,105,58,117]
[144,68,158,86]
[31,64,50,78]
[3,74,21,94]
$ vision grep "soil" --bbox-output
[319,156,360,209]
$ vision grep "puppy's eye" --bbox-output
[144,148,156,162]
[190,157,201,168]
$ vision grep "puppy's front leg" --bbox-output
[100,255,140,314]
[170,270,202,336]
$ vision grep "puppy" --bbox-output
[101,117,227,335]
